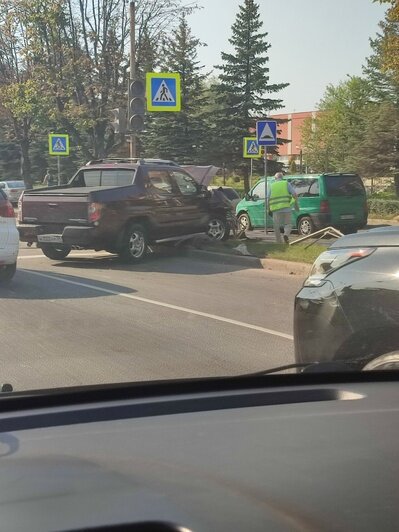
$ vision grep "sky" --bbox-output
[189,0,387,113]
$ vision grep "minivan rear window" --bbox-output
[325,175,365,196]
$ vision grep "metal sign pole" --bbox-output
[129,1,136,158]
[264,147,268,235]
[250,158,253,189]
[57,156,61,185]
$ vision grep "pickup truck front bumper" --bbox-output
[18,224,96,247]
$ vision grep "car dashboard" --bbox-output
[0,373,398,532]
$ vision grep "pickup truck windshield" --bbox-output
[72,169,136,187]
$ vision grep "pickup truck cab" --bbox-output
[18,159,232,262]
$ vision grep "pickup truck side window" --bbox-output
[147,170,173,194]
[170,171,198,196]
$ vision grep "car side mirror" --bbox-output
[199,185,211,199]
[252,194,260,201]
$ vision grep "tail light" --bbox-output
[88,202,103,223]
[0,200,15,218]
[305,247,375,286]
[320,200,330,213]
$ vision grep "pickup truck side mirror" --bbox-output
[199,185,211,199]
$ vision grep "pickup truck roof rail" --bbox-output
[86,158,179,166]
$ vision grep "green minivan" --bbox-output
[236,173,368,236]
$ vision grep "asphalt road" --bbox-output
[0,245,304,392]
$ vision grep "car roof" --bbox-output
[83,158,179,171]
[331,226,399,248]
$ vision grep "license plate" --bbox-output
[340,214,355,220]
[37,234,63,243]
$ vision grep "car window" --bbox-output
[251,181,265,199]
[288,178,319,197]
[170,171,198,196]
[221,188,239,200]
[101,170,135,187]
[325,175,365,197]
[6,181,25,188]
[147,170,173,194]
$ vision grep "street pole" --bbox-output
[250,158,253,190]
[300,149,303,174]
[57,156,61,185]
[129,1,136,159]
[264,147,268,235]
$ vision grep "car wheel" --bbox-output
[362,351,399,371]
[342,226,358,235]
[207,217,229,241]
[237,212,252,232]
[119,223,148,263]
[297,216,315,236]
[0,263,16,283]
[41,244,71,260]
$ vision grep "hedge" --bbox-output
[367,198,399,218]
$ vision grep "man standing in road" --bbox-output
[267,172,299,244]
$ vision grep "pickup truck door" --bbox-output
[168,170,209,233]
[145,169,186,238]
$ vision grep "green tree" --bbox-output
[301,77,371,173]
[143,14,207,163]
[288,156,297,174]
[210,0,288,191]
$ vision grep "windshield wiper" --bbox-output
[239,361,358,377]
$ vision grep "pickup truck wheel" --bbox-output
[207,217,229,241]
[41,244,71,260]
[119,223,147,263]
[0,263,16,283]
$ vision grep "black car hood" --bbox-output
[331,226,399,248]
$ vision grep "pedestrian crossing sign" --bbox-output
[146,72,181,112]
[243,137,262,158]
[49,134,70,156]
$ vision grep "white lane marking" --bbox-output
[21,269,293,341]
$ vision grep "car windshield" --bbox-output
[0,0,397,393]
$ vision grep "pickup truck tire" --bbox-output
[0,263,16,283]
[41,244,71,260]
[119,223,148,263]
[207,217,229,241]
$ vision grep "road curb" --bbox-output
[187,248,310,276]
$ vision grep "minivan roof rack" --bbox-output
[85,158,179,166]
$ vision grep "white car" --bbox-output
[0,180,26,205]
[0,189,19,282]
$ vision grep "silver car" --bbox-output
[0,180,26,205]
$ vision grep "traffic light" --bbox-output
[110,108,126,134]
[128,79,145,132]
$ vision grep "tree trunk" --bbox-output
[394,172,399,198]
[20,138,33,189]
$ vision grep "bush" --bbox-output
[367,198,399,218]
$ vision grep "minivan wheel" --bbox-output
[238,212,252,232]
[119,223,148,263]
[297,216,315,236]
[207,217,229,241]
[41,244,71,260]
[0,263,16,283]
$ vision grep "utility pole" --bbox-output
[129,1,136,158]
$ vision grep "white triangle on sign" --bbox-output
[259,122,275,140]
[247,141,259,154]
[154,80,175,103]
[53,138,66,151]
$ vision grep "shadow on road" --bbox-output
[0,269,137,300]
[47,247,251,276]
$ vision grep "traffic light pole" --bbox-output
[129,1,137,158]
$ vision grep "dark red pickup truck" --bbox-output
[18,159,233,262]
